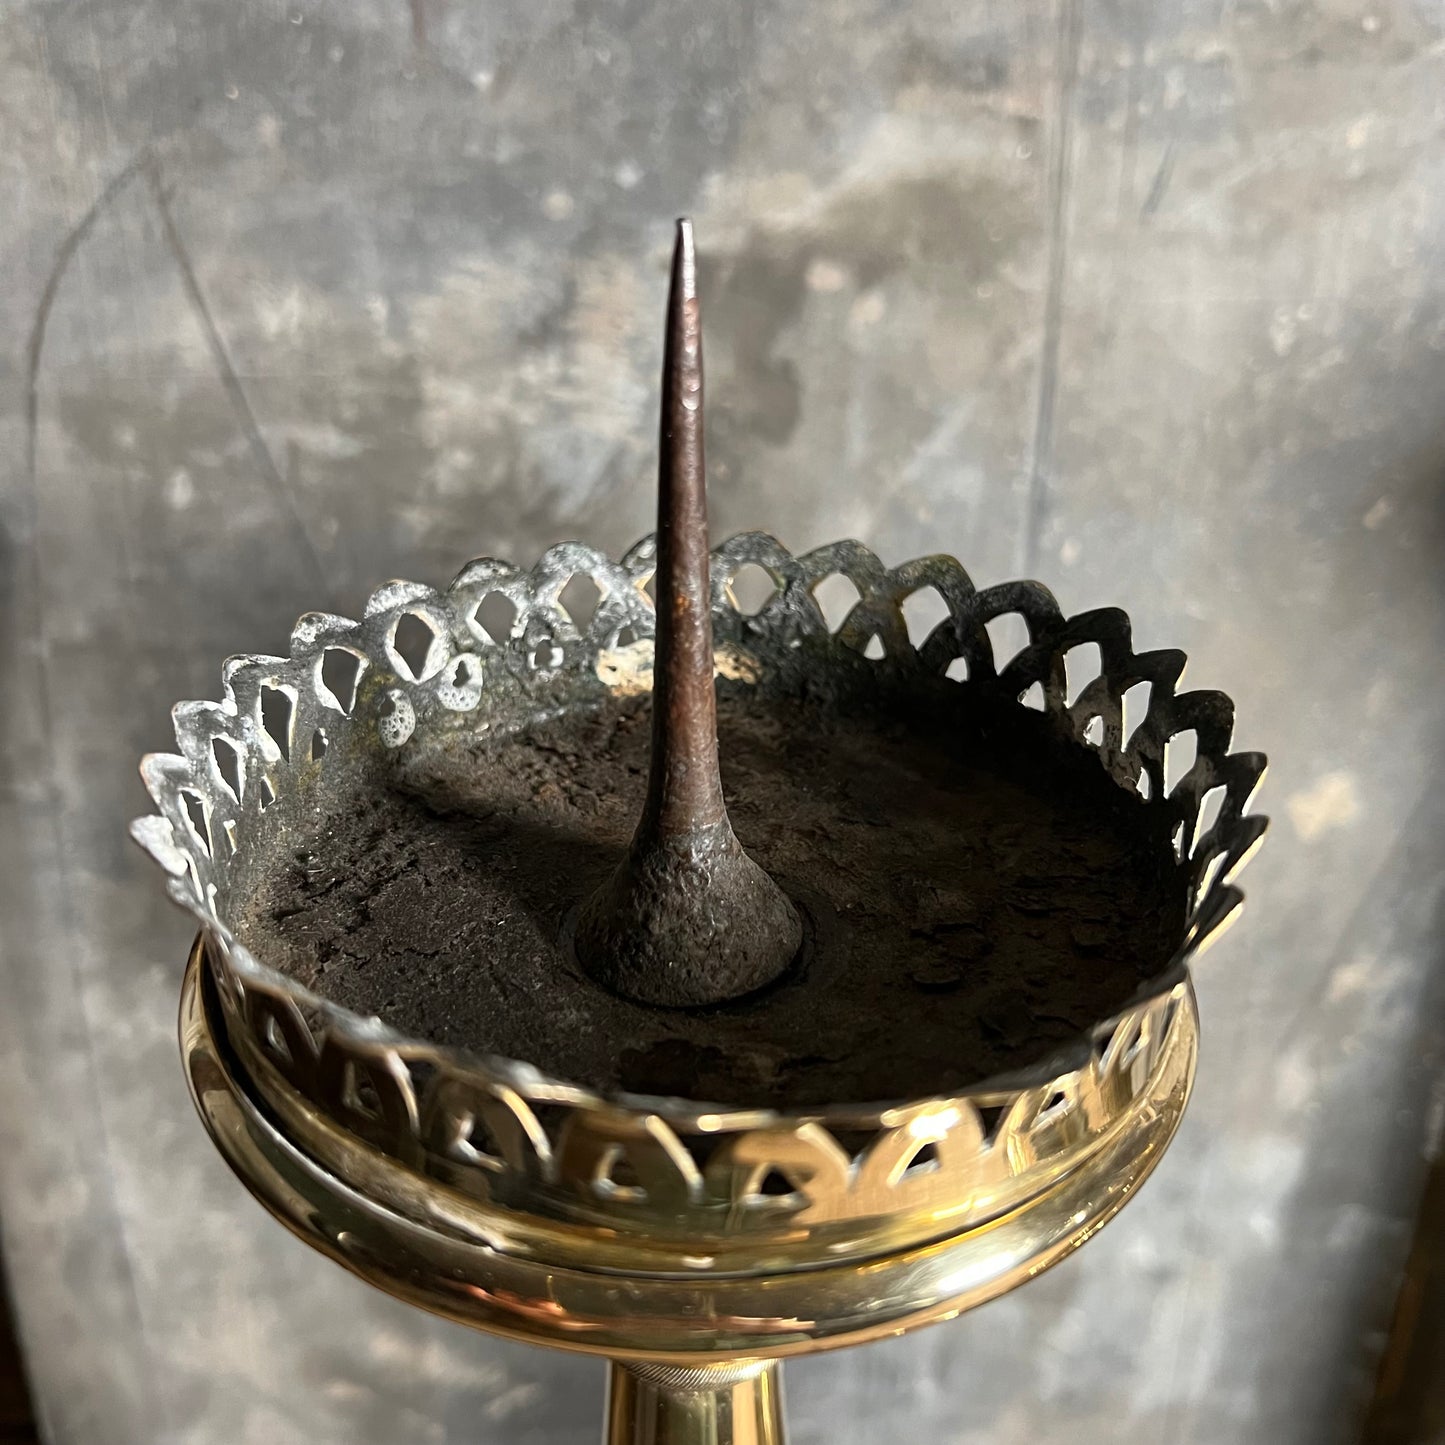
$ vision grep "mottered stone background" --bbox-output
[1,1,1443,1441]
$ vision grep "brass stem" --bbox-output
[575,219,801,1008]
[605,1360,787,1445]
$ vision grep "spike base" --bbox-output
[576,831,804,1007]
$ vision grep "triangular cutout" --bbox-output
[902,1140,941,1177]
[756,1167,797,1197]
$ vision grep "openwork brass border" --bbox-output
[204,935,1192,1265]
[136,534,1265,1253]
[182,945,1200,1359]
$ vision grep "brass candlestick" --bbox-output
[135,221,1267,1444]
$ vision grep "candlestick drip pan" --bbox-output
[136,531,1264,1360]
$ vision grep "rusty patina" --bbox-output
[575,219,803,1007]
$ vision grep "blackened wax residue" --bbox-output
[243,688,1187,1108]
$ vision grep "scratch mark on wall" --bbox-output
[25,149,151,486]
[145,159,332,597]
[1141,140,1178,220]
[1023,0,1082,575]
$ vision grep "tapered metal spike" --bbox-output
[575,219,802,1008]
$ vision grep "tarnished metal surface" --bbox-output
[2,2,1443,1443]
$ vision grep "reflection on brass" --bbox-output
[606,1361,785,1445]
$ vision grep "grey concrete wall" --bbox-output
[2,1,1443,1441]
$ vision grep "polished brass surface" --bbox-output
[606,1362,785,1445]
[182,938,1198,1361]
[207,933,1199,1278]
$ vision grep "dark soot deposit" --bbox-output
[243,686,1187,1108]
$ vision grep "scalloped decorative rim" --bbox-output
[135,533,1266,1243]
